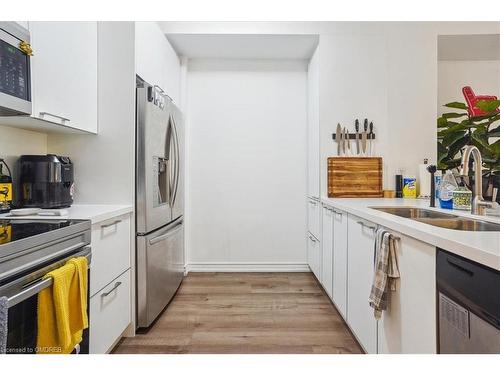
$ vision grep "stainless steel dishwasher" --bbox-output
[437,248,500,354]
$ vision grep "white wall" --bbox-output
[0,126,47,183]
[186,59,308,270]
[384,25,438,188]
[438,60,500,116]
[48,22,136,205]
[319,34,389,194]
[135,22,181,104]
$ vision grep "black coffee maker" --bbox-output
[17,154,74,208]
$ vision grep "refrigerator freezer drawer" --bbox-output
[136,218,184,328]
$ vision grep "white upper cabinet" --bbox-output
[135,22,180,104]
[321,204,333,298]
[29,22,98,133]
[307,46,320,199]
[347,214,378,354]
[332,208,348,318]
[377,233,437,354]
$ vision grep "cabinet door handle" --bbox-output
[39,111,70,124]
[101,282,122,297]
[308,235,317,243]
[356,220,376,231]
[101,220,122,229]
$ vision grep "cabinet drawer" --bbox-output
[307,231,321,281]
[90,214,131,296]
[90,269,131,354]
[307,198,321,239]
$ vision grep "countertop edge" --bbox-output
[0,205,134,225]
[320,197,500,271]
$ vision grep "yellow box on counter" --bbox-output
[402,176,417,198]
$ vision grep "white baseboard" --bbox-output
[185,262,310,273]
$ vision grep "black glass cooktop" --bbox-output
[0,219,83,245]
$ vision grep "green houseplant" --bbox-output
[437,99,500,199]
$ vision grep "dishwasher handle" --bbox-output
[447,257,474,277]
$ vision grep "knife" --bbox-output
[336,123,342,156]
[346,129,351,156]
[342,127,347,156]
[355,119,360,155]
[368,121,374,156]
[362,119,368,155]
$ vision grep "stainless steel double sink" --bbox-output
[370,207,500,231]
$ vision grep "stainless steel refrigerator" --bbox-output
[135,79,184,328]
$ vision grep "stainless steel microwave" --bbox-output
[0,22,32,116]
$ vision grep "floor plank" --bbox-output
[113,272,363,354]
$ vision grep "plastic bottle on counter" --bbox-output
[434,170,442,200]
[439,170,458,209]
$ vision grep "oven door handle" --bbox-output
[4,247,91,308]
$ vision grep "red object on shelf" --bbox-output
[462,86,500,118]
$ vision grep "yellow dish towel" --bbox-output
[37,256,88,354]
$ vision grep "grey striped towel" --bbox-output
[368,229,400,320]
[0,296,7,354]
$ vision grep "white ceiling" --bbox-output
[166,34,319,60]
[438,34,500,61]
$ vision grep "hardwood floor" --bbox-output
[113,272,363,354]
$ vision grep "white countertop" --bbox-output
[1,204,134,224]
[321,197,500,270]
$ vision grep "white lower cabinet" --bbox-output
[90,214,131,296]
[89,212,133,353]
[321,204,333,298]
[377,233,437,354]
[347,214,378,354]
[307,232,321,280]
[90,270,131,354]
[313,202,438,354]
[332,208,348,318]
[307,198,321,240]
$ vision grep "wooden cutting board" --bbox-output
[327,157,383,198]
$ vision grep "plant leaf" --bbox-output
[437,117,448,128]
[488,128,500,138]
[443,112,468,119]
[446,136,470,159]
[489,139,500,159]
[476,99,500,114]
[438,122,472,136]
[437,142,448,163]
[444,102,468,110]
[471,125,491,150]
[442,130,466,148]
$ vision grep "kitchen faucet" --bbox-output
[460,145,499,215]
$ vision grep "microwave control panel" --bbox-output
[0,38,30,101]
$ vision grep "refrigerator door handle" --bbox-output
[172,118,180,207]
[148,222,183,245]
[166,114,176,207]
